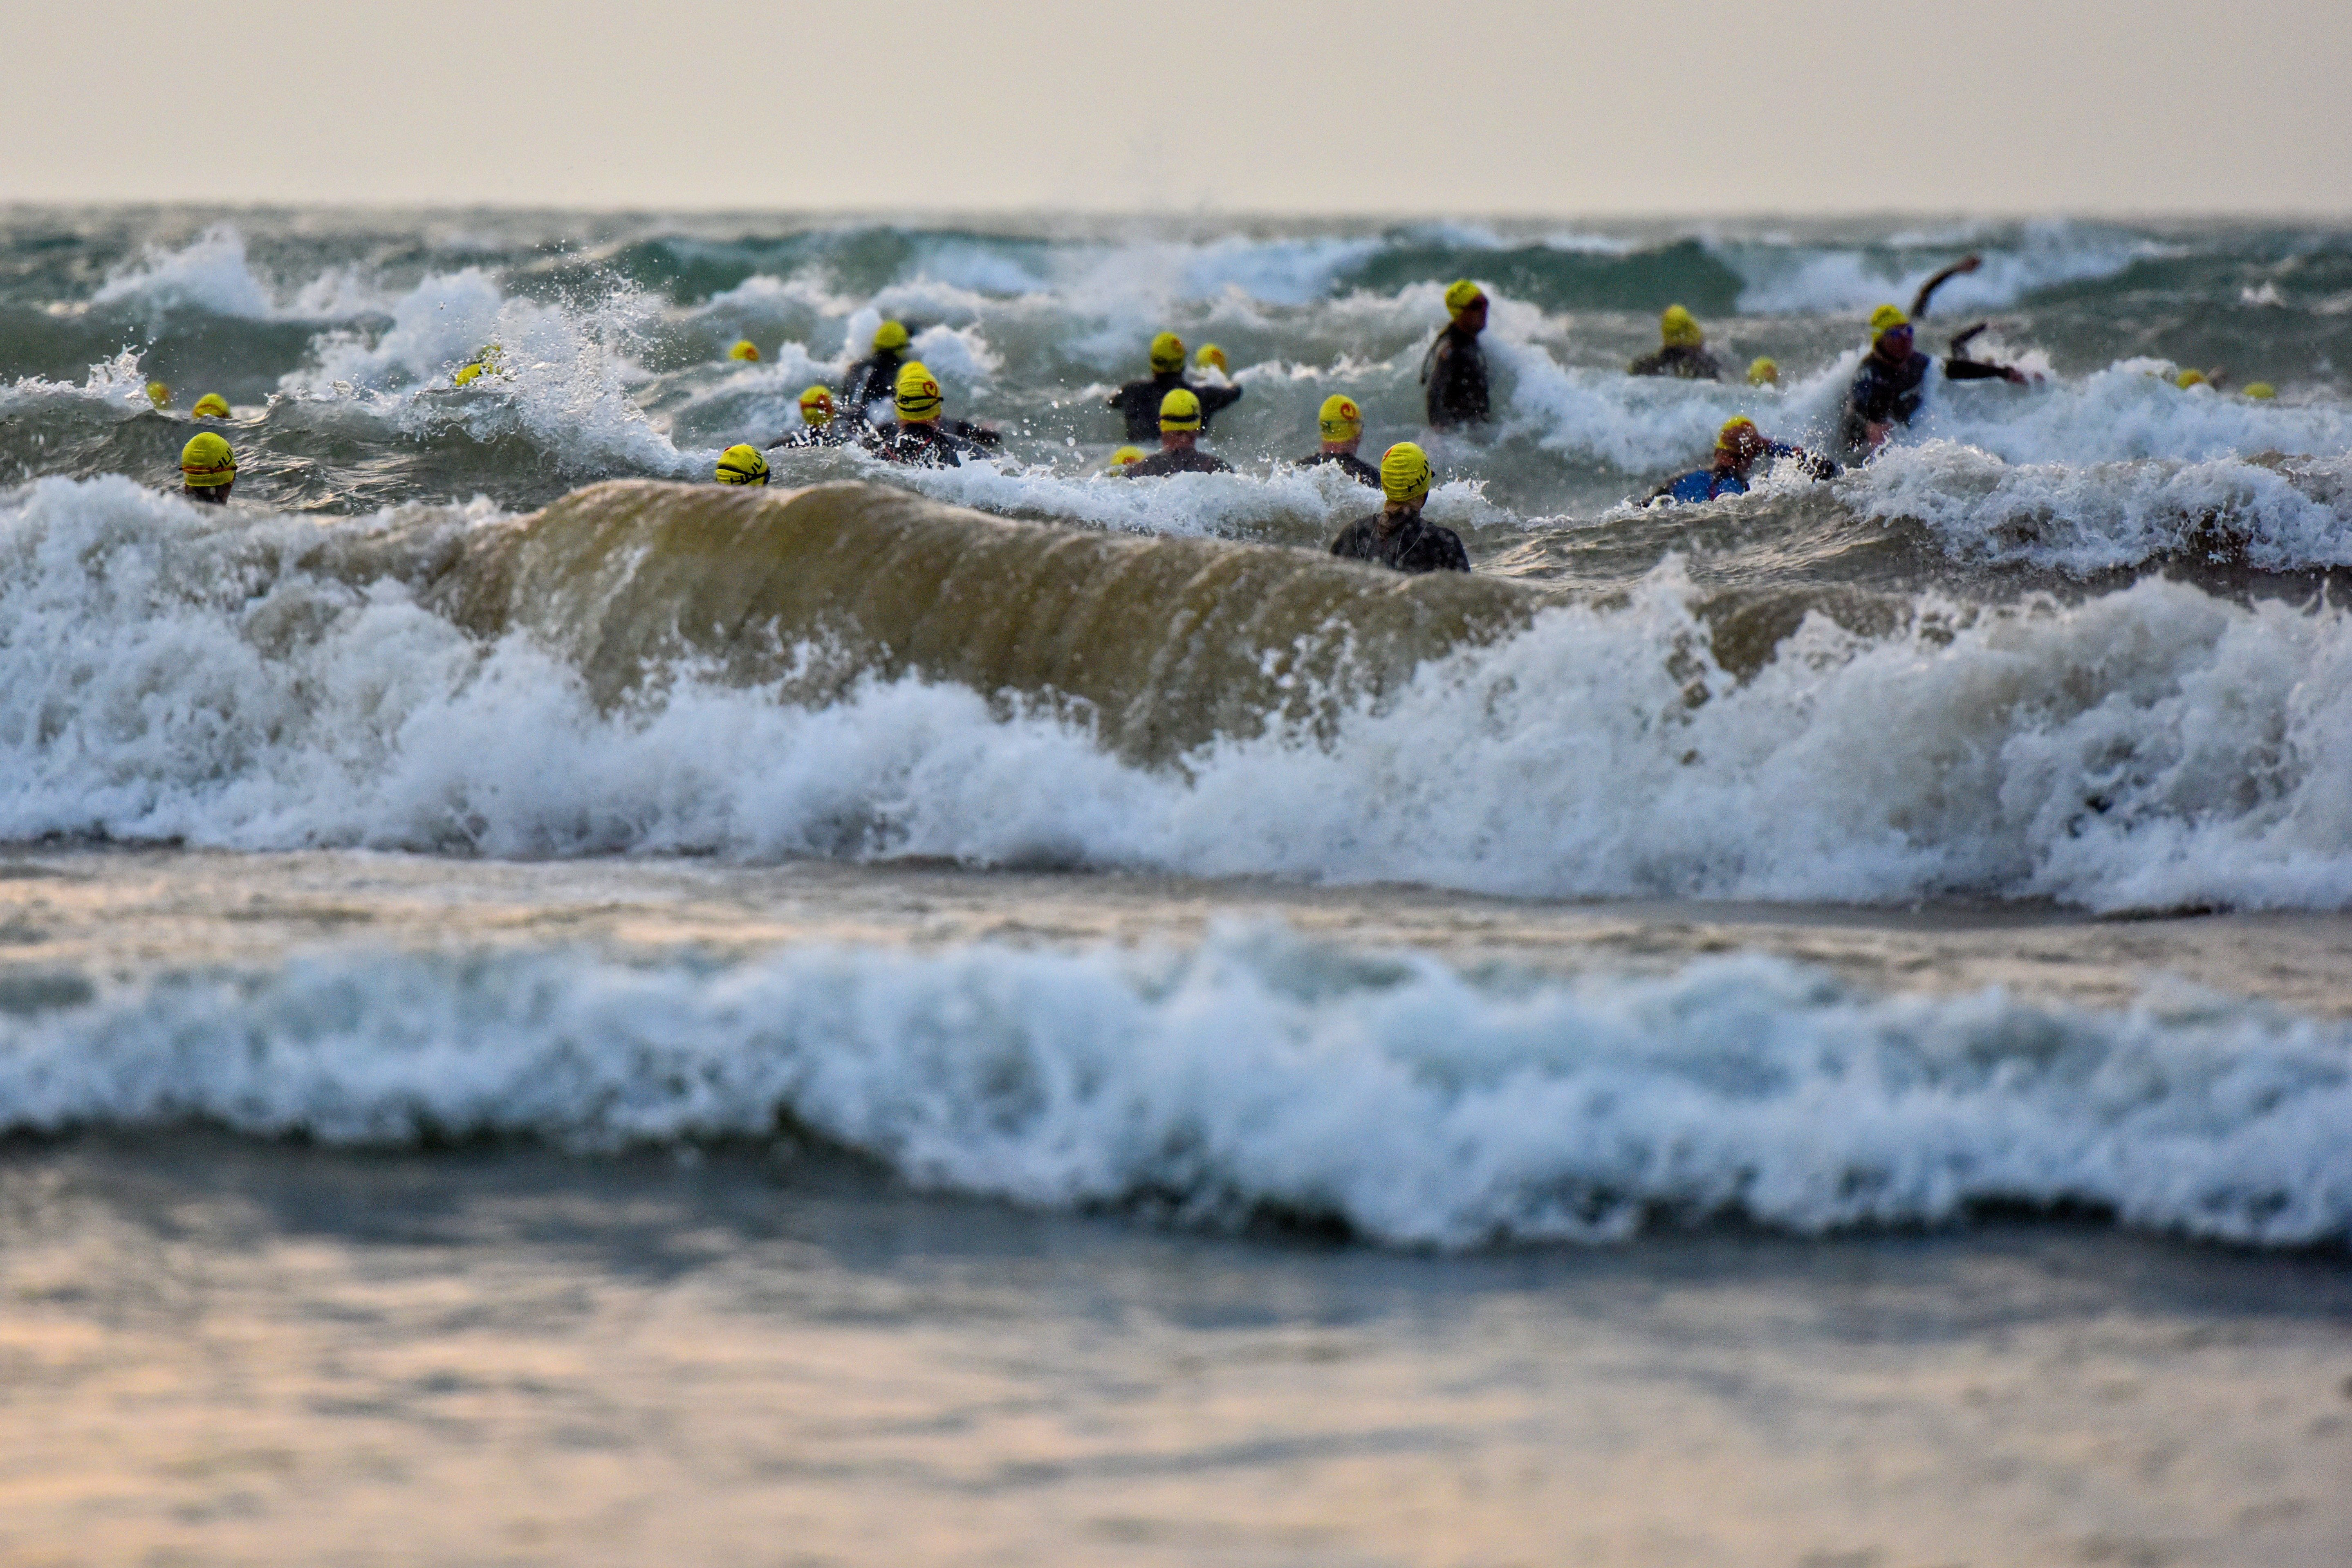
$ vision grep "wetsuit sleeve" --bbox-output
[1424,338,1454,423]
[1628,351,1667,377]
[1942,358,2011,381]
[1695,349,1724,381]
[1909,259,1975,320]
[1198,382,1243,416]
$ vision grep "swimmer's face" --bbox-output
[1457,298,1488,332]
[1878,325,1914,357]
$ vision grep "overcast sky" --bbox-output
[10,0,2348,214]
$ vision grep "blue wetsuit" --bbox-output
[1652,443,1817,503]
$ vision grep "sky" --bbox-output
[9,0,2349,214]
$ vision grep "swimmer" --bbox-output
[1108,332,1243,441]
[715,444,771,485]
[191,393,231,419]
[1328,442,1469,574]
[1421,280,1491,429]
[2175,367,2228,390]
[1293,394,1379,487]
[727,339,762,363]
[1841,304,2026,455]
[1628,305,1724,381]
[2243,382,2277,400]
[1106,445,1146,471]
[872,363,980,467]
[1747,357,1780,388]
[145,381,171,411]
[841,321,913,421]
[451,343,504,388]
[1121,389,1234,476]
[771,385,847,448]
[1645,417,1836,505]
[1196,343,1230,375]
[179,432,236,505]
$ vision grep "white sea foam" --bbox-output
[87,224,383,321]
[1724,223,2162,315]
[2,926,2345,1249]
[4,477,2351,913]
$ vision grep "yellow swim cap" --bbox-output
[452,362,485,388]
[1747,357,1780,387]
[1869,305,1910,341]
[145,381,171,410]
[1318,393,1364,443]
[1444,280,1485,316]
[1149,332,1186,372]
[715,444,770,485]
[873,320,911,352]
[1716,416,1761,453]
[1158,388,1202,432]
[1196,343,1229,373]
[1660,305,1702,348]
[1108,445,1146,467]
[191,393,231,419]
[1379,441,1433,505]
[179,431,235,488]
[452,343,504,388]
[2243,381,2277,400]
[798,385,835,426]
[728,339,761,362]
[2175,368,2208,390]
[895,361,943,423]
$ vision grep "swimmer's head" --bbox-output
[1318,394,1364,445]
[1149,332,1186,372]
[179,431,236,498]
[2175,368,2208,390]
[1444,280,1486,320]
[894,361,943,424]
[715,444,770,485]
[145,381,171,410]
[872,321,911,353]
[798,386,835,427]
[1108,445,1146,468]
[1660,305,1703,348]
[1715,416,1767,462]
[191,393,231,419]
[1379,441,1434,506]
[2243,381,2277,400]
[1196,343,1228,374]
[1868,305,1911,348]
[1747,357,1780,387]
[727,339,761,362]
[1157,387,1202,433]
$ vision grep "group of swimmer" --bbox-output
[157,254,2286,574]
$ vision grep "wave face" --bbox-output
[4,474,2350,912]
[3,924,2345,1249]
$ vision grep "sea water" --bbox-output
[2,209,2349,1566]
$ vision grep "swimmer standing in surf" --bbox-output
[1328,442,1469,573]
[1841,304,2028,455]
[1120,388,1234,476]
[1293,395,1380,487]
[1628,305,1724,381]
[1422,281,1491,429]
[1108,332,1243,442]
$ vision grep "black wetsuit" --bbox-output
[841,349,909,420]
[1328,509,1470,574]
[871,421,976,467]
[1108,372,1242,441]
[769,424,850,449]
[1422,326,1489,428]
[1296,449,1381,487]
[1839,348,2014,449]
[1123,446,1233,476]
[1627,344,1724,381]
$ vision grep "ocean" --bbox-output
[1,207,2348,1566]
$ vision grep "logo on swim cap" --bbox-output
[798,385,835,426]
[727,339,761,362]
[1318,394,1363,442]
[1158,388,1202,431]
[1444,280,1485,316]
[895,362,943,422]
[1379,441,1433,504]
[179,431,236,487]
[1149,332,1185,372]
[715,444,769,485]
[1661,305,1702,348]
[873,321,910,352]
